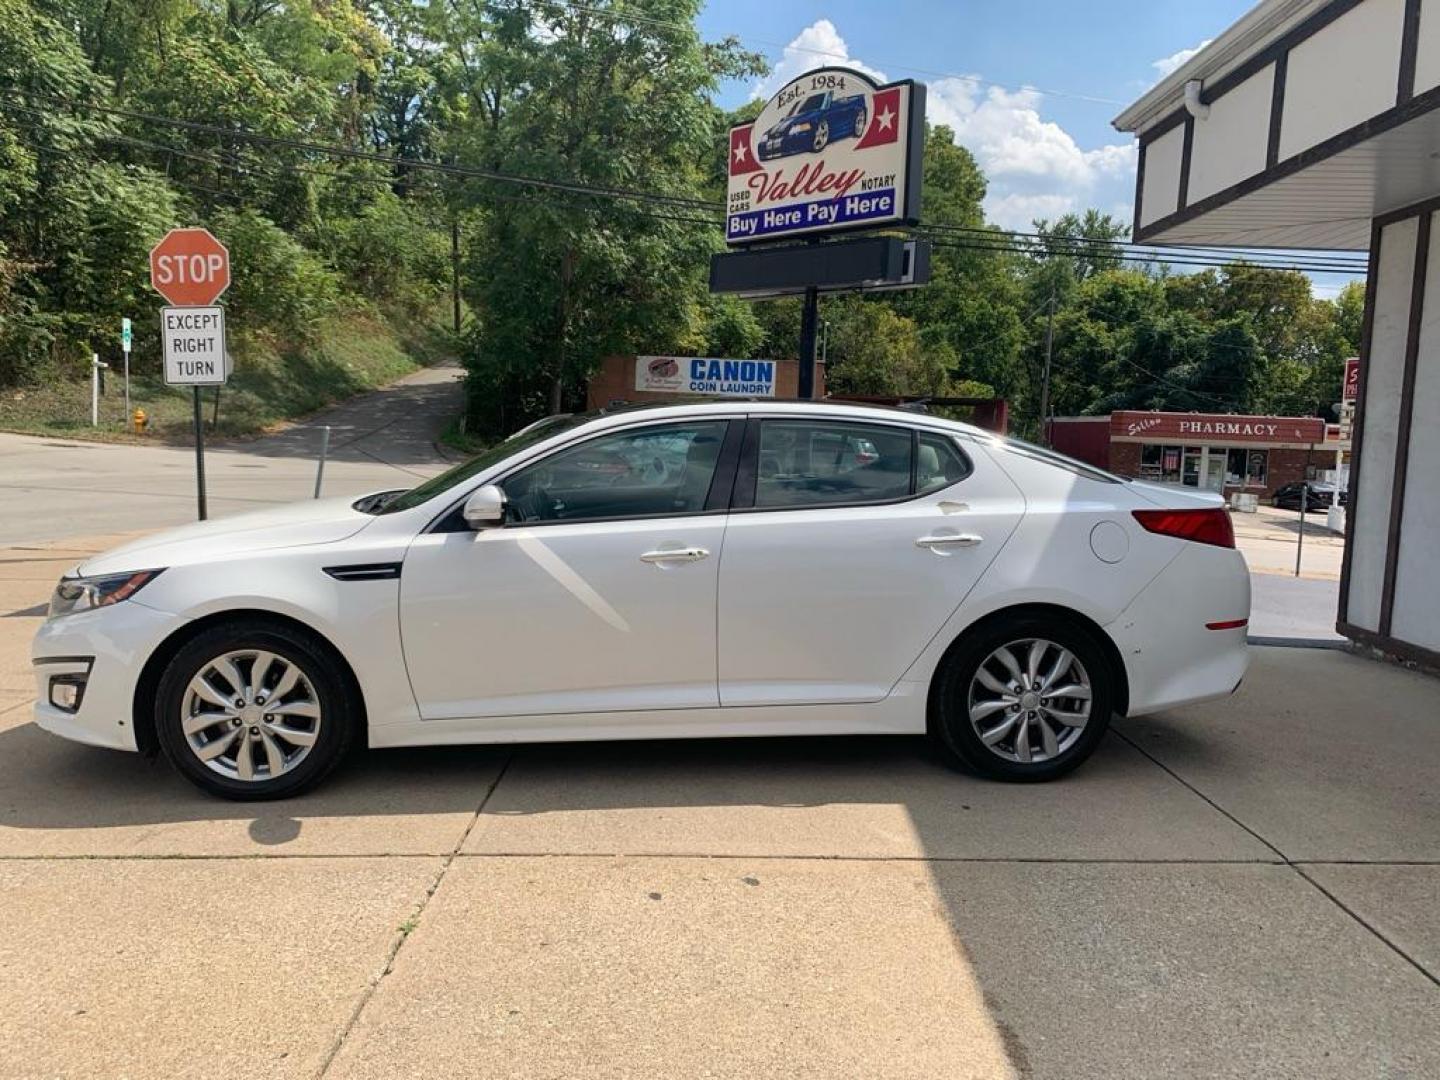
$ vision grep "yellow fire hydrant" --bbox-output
[132,408,147,434]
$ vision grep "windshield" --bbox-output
[378,413,590,514]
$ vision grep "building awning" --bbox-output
[1114,0,1440,251]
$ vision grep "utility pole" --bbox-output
[1038,290,1056,445]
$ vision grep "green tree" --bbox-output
[454,0,763,431]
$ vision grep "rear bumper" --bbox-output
[1107,544,1251,716]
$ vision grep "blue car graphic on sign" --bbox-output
[758,91,868,160]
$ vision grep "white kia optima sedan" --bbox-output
[31,402,1250,799]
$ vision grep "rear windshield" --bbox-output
[988,435,1124,484]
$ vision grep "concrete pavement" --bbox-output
[1,530,1437,1078]
[0,362,464,545]
[1231,505,1347,641]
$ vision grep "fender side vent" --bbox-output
[324,562,402,582]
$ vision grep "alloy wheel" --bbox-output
[853,107,866,137]
[180,649,322,782]
[966,638,1092,764]
[813,120,830,151]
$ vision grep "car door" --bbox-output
[717,417,1024,706]
[400,418,740,720]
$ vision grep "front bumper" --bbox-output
[31,600,184,752]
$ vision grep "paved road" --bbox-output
[1,533,1437,1077]
[0,363,464,545]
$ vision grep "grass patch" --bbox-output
[438,411,490,457]
[0,309,458,443]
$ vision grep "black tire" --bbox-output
[853,107,866,137]
[813,120,829,152]
[930,612,1115,782]
[154,618,357,800]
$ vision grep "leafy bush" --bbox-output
[325,191,451,316]
[211,208,340,337]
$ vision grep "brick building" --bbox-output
[1049,410,1344,500]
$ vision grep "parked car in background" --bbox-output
[758,90,868,158]
[1272,481,1347,512]
[32,402,1249,800]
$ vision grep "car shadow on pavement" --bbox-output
[4,688,1438,1077]
[0,714,1251,863]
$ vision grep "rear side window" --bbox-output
[993,435,1123,483]
[917,433,972,494]
[753,420,921,509]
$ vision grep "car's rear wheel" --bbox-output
[155,620,356,800]
[853,106,867,137]
[931,613,1114,781]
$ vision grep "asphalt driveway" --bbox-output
[1,533,1437,1079]
[0,362,463,546]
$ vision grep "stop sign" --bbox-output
[149,228,230,306]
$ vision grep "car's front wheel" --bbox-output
[155,619,357,800]
[812,120,830,152]
[931,613,1114,781]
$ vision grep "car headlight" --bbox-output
[790,123,811,133]
[48,569,164,619]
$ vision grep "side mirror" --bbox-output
[462,484,508,529]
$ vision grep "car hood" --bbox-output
[78,494,380,576]
[1125,481,1227,509]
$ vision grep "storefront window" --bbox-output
[1225,448,1267,486]
[1140,444,1184,483]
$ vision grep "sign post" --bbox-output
[149,228,231,520]
[120,317,132,422]
[1329,357,1359,534]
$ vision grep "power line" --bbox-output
[3,109,728,239]
[1,89,724,215]
[2,91,1369,276]
[919,235,1367,278]
[918,222,1369,274]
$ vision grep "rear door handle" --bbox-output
[916,533,982,550]
[639,547,710,564]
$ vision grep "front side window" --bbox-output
[755,420,915,509]
[502,421,729,523]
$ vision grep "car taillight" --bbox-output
[1132,508,1235,549]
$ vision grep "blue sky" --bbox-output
[698,0,1251,229]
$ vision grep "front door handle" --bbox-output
[916,533,982,550]
[639,547,710,564]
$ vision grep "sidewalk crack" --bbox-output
[1114,727,1440,991]
[313,751,514,1078]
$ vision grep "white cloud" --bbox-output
[1152,40,1212,82]
[751,19,887,100]
[926,76,1137,228]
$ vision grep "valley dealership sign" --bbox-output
[726,67,924,244]
[1111,411,1327,444]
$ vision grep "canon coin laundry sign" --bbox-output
[726,67,924,245]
